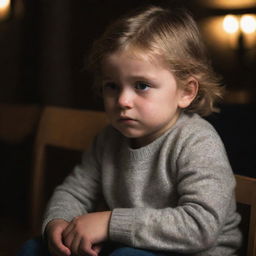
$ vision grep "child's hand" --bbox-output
[46,219,71,256]
[62,211,112,256]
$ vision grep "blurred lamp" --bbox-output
[0,0,11,20]
[240,15,256,33]
[222,13,256,53]
[223,15,239,34]
[223,14,256,34]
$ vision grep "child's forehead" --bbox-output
[102,47,168,68]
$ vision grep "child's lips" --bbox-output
[118,116,137,123]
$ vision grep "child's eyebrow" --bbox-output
[101,74,158,83]
[130,75,158,82]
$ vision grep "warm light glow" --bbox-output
[0,0,10,19]
[223,15,239,34]
[240,15,256,34]
[198,0,256,9]
[0,0,10,9]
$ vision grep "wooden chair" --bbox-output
[235,174,256,256]
[30,106,108,235]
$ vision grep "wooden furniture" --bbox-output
[235,174,256,256]
[30,106,108,234]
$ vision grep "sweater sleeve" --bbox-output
[109,125,237,253]
[42,135,103,234]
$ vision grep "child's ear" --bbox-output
[178,77,198,109]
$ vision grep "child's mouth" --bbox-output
[118,117,137,124]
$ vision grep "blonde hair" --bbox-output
[88,6,223,116]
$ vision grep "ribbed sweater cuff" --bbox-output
[109,208,134,246]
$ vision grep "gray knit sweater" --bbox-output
[43,112,242,255]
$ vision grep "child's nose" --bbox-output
[117,89,134,109]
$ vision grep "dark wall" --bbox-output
[0,0,192,109]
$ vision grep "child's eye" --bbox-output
[135,81,151,91]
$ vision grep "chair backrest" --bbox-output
[30,106,108,234]
[235,174,256,256]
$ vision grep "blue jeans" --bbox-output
[16,237,174,256]
[16,237,50,256]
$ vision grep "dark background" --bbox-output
[1,0,256,108]
[0,0,255,254]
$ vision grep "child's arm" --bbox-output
[42,138,103,235]
[107,125,240,253]
[61,211,111,256]
[42,133,106,254]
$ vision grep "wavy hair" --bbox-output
[88,6,224,116]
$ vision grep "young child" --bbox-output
[42,5,242,256]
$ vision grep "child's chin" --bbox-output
[118,129,140,139]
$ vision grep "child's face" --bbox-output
[101,50,189,148]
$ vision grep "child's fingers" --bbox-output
[62,220,75,239]
[49,241,71,256]
[51,231,71,256]
[69,233,81,255]
[92,244,103,254]
[79,238,98,256]
[62,228,75,249]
